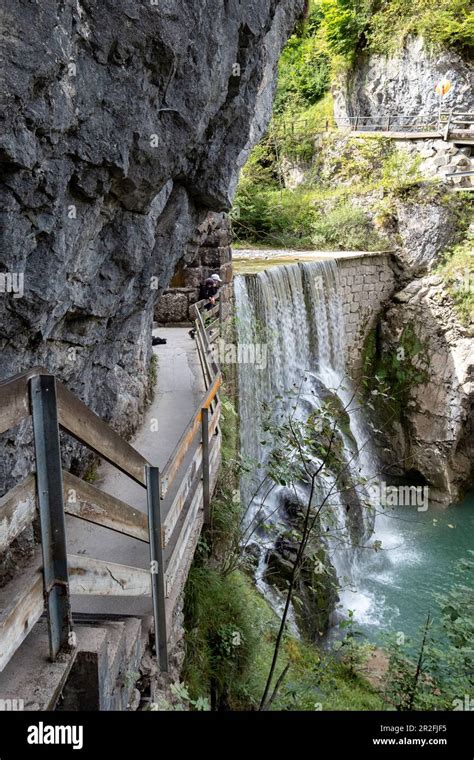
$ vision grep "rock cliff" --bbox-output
[0,0,304,490]
[334,35,474,125]
[377,273,473,504]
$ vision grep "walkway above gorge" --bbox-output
[0,306,222,709]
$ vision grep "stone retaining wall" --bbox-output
[395,136,473,189]
[336,253,396,375]
[155,212,233,324]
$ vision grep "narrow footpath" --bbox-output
[67,327,206,616]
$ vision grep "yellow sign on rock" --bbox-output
[435,78,452,97]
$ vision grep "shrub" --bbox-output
[274,2,331,114]
[379,149,424,193]
[366,0,474,55]
[319,0,371,58]
[436,234,474,330]
[312,201,385,250]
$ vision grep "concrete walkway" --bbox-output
[67,327,206,615]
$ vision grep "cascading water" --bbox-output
[235,260,393,633]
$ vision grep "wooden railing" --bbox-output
[0,298,222,674]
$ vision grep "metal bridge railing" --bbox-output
[272,110,474,139]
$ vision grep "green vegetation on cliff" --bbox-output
[233,133,427,250]
[437,233,474,329]
[233,0,469,251]
[316,0,473,62]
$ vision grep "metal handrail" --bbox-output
[272,110,474,139]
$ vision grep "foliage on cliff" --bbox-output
[437,232,474,329]
[182,391,380,710]
[233,134,426,250]
[317,0,473,61]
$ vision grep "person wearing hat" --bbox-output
[189,273,222,339]
[200,273,222,309]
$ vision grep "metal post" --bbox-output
[146,465,169,672]
[29,374,72,661]
[201,407,210,525]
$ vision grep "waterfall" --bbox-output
[235,260,387,632]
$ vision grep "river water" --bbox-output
[353,492,474,643]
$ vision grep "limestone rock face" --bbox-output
[379,276,473,504]
[394,198,461,277]
[334,36,474,125]
[0,0,304,489]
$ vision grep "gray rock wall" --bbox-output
[155,212,233,324]
[0,0,304,492]
[334,36,474,125]
[378,275,473,504]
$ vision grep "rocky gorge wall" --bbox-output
[375,271,473,505]
[333,36,474,125]
[0,0,305,495]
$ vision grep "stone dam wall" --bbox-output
[336,253,396,376]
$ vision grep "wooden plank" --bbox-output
[202,373,221,410]
[195,321,213,388]
[204,316,220,332]
[56,384,148,487]
[210,433,222,493]
[160,411,201,499]
[0,366,48,435]
[164,438,221,630]
[196,308,220,374]
[190,295,221,320]
[63,472,148,543]
[162,403,220,545]
[0,550,44,672]
[165,436,221,593]
[160,374,221,498]
[165,482,203,596]
[0,475,36,552]
[68,555,151,597]
[162,445,202,546]
[202,304,220,320]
